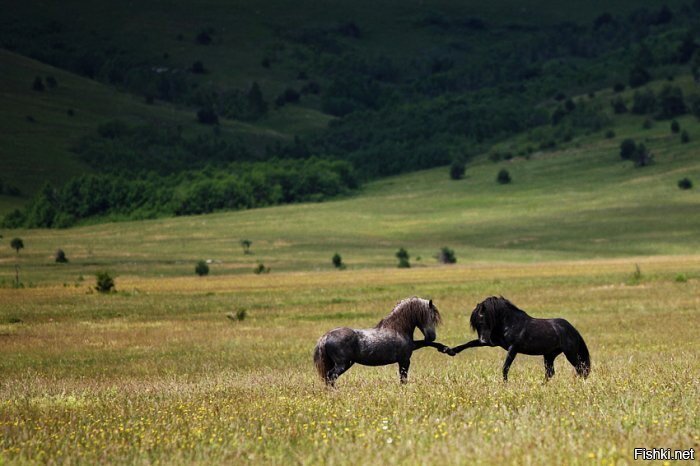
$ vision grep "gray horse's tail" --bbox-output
[313,334,332,383]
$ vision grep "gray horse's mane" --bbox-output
[376,297,441,334]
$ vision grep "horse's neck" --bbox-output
[502,309,530,328]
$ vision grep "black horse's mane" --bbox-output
[470,296,528,331]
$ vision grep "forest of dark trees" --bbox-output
[3,2,700,227]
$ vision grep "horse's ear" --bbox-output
[429,299,433,308]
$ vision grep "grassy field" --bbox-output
[1,257,698,464]
[1,119,699,462]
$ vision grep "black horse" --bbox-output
[313,297,449,386]
[448,296,590,381]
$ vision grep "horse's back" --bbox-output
[320,327,360,355]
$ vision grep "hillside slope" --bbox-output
[0,49,330,208]
[1,109,698,285]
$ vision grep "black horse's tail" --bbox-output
[574,330,591,378]
[313,334,332,383]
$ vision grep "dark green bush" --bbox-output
[195,260,209,276]
[437,247,457,264]
[95,271,115,293]
[678,178,693,189]
[396,248,410,268]
[254,263,271,274]
[332,253,345,269]
[620,139,637,160]
[55,249,68,263]
[449,160,465,180]
[497,169,512,184]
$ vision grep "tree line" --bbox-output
[2,159,357,228]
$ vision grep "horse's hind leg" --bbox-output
[398,359,410,384]
[544,353,558,380]
[327,361,353,386]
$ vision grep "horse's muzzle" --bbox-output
[423,328,436,342]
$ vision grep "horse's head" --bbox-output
[470,299,496,345]
[379,297,442,339]
[418,299,442,341]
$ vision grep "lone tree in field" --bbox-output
[32,76,44,91]
[10,238,24,255]
[396,247,410,268]
[240,239,252,254]
[195,260,210,276]
[634,143,653,167]
[437,246,457,264]
[619,139,637,160]
[671,120,680,133]
[95,271,115,293]
[497,169,512,184]
[450,160,465,180]
[332,253,345,269]
[678,178,693,190]
[681,130,690,143]
[55,249,68,263]
[254,263,270,274]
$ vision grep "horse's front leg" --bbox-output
[503,346,517,382]
[398,358,410,384]
[413,340,451,354]
[450,339,487,355]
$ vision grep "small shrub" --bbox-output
[195,260,209,276]
[26,115,36,123]
[628,264,642,284]
[396,248,410,268]
[32,76,44,91]
[191,60,206,74]
[437,247,457,264]
[681,130,690,143]
[671,120,680,133]
[675,273,688,283]
[634,143,653,167]
[449,160,465,180]
[236,308,247,321]
[45,75,57,88]
[67,109,75,116]
[613,82,625,93]
[240,239,252,254]
[497,169,512,184]
[332,253,345,269]
[254,263,270,274]
[642,119,653,129]
[55,249,68,263]
[197,107,218,125]
[619,139,636,160]
[95,271,115,293]
[678,178,693,190]
[196,31,212,45]
[605,130,616,139]
[611,96,627,114]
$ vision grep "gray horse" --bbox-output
[313,297,449,386]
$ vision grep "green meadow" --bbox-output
[1,113,700,462]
